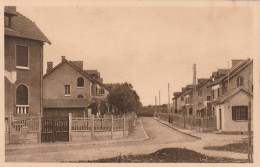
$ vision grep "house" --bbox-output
[5,6,51,117]
[42,56,111,117]
[209,59,253,133]
[192,78,212,118]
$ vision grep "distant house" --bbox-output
[4,6,51,117]
[209,59,253,133]
[192,78,212,118]
[43,56,111,117]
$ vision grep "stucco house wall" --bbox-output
[43,62,92,102]
[222,91,253,132]
[5,36,43,117]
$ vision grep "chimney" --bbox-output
[182,87,186,92]
[232,60,244,67]
[72,61,83,69]
[61,56,66,62]
[5,6,16,12]
[46,62,53,73]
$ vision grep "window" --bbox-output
[16,45,29,68]
[77,77,84,87]
[77,94,84,98]
[4,15,11,28]
[232,106,248,120]
[100,88,105,95]
[198,90,202,97]
[16,84,29,114]
[212,90,215,100]
[189,108,193,115]
[237,76,244,87]
[65,85,70,95]
[217,89,220,98]
[207,96,211,101]
[222,86,227,94]
[181,96,184,101]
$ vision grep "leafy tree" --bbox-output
[107,82,142,114]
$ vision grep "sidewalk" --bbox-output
[5,117,149,151]
[154,117,248,160]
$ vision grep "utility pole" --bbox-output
[168,83,170,112]
[228,60,230,91]
[193,64,196,119]
[159,90,161,106]
[155,96,157,113]
[247,67,253,162]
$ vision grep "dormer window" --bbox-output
[4,15,11,28]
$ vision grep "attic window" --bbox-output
[4,15,11,28]
[77,77,84,88]
[100,88,105,95]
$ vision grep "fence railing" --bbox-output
[154,112,216,131]
[72,114,135,133]
[8,117,39,133]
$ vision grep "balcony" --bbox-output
[16,105,29,114]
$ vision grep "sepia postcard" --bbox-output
[1,0,260,166]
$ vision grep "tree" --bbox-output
[107,82,142,114]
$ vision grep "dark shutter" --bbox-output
[232,106,236,120]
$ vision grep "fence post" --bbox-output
[183,115,186,129]
[91,115,94,140]
[38,115,41,143]
[111,115,113,139]
[123,115,126,137]
[68,113,72,142]
[9,115,12,144]
[201,118,204,132]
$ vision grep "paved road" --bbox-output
[6,117,198,162]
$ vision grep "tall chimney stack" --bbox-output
[46,62,53,73]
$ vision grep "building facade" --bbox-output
[43,57,110,117]
[210,59,253,133]
[4,6,50,117]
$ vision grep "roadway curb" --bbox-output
[5,118,149,151]
[153,117,201,140]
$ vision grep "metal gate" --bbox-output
[41,117,69,142]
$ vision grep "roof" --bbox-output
[217,69,229,75]
[43,99,90,108]
[209,59,252,87]
[213,87,253,104]
[4,8,51,44]
[43,59,110,92]
[84,70,98,75]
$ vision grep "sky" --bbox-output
[17,5,254,106]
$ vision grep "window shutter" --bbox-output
[232,107,236,120]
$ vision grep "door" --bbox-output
[219,109,222,130]
[41,117,69,142]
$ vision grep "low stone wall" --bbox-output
[71,130,130,142]
[8,132,38,144]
